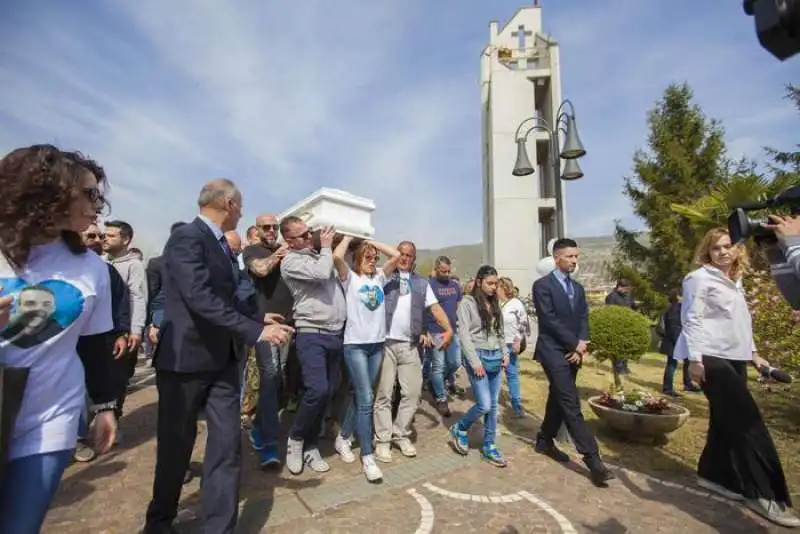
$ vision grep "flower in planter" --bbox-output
[497,46,512,59]
[597,388,673,414]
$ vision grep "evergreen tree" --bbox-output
[612,83,729,312]
[765,84,800,179]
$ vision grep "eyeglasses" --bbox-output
[85,233,104,240]
[288,230,311,241]
[258,224,278,231]
[82,187,104,204]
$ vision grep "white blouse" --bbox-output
[501,297,529,345]
[673,265,756,362]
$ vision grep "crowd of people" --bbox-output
[0,143,797,533]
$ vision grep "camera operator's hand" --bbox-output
[763,215,800,238]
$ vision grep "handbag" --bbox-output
[479,354,504,374]
[0,362,29,482]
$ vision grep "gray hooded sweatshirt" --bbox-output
[109,251,148,337]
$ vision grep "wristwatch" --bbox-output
[89,400,118,415]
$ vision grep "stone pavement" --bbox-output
[43,366,790,533]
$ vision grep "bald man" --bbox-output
[240,214,297,468]
[144,180,293,534]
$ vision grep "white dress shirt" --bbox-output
[673,265,756,362]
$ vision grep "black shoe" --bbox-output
[583,456,615,486]
[684,385,702,393]
[182,469,194,485]
[435,401,452,418]
[534,437,570,463]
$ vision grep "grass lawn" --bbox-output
[501,352,800,497]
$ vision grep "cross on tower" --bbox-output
[511,25,533,51]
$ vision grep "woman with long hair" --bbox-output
[497,277,529,417]
[675,228,798,528]
[0,145,118,533]
[331,236,399,482]
[449,265,508,467]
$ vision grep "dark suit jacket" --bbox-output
[108,264,131,335]
[146,255,164,323]
[532,272,589,362]
[153,217,263,373]
[658,301,682,356]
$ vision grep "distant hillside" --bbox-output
[417,234,626,290]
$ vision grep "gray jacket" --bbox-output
[109,250,148,336]
[280,247,346,330]
[457,295,504,371]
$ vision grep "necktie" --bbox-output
[219,236,233,259]
[564,275,575,303]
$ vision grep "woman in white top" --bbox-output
[331,235,399,482]
[0,145,117,533]
[497,277,529,417]
[675,228,797,528]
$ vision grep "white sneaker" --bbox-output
[303,448,330,473]
[394,438,417,458]
[697,477,744,501]
[747,498,800,528]
[375,442,393,463]
[362,454,383,482]
[286,437,304,475]
[335,435,356,464]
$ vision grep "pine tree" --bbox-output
[765,84,800,178]
[612,83,730,312]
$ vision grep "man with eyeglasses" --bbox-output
[279,216,346,475]
[241,214,296,468]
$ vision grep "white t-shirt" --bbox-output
[343,270,388,345]
[387,272,438,342]
[501,297,529,345]
[0,242,113,460]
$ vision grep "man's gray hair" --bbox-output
[197,178,240,208]
[435,256,451,267]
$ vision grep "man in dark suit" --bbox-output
[532,238,614,486]
[143,179,293,534]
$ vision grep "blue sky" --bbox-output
[0,1,797,255]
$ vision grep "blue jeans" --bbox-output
[253,341,283,448]
[456,349,503,446]
[504,343,522,410]
[290,332,343,447]
[0,449,74,534]
[663,353,692,392]
[339,342,384,456]
[427,335,461,402]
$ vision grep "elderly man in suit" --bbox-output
[531,237,614,487]
[143,179,293,534]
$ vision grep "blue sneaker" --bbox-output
[449,424,469,455]
[248,426,266,451]
[258,445,281,469]
[481,443,507,468]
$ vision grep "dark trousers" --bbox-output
[290,332,343,447]
[145,363,242,534]
[698,355,791,505]
[113,349,138,419]
[539,356,599,458]
[253,342,281,447]
[662,353,692,393]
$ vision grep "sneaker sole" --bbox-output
[483,457,507,468]
[259,459,281,469]
[697,478,744,501]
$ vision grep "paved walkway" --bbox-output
[44,366,789,533]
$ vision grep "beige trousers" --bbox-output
[373,340,422,443]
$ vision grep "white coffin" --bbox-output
[279,187,376,239]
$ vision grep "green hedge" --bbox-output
[589,305,652,363]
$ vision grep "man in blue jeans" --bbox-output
[423,256,463,417]
[241,214,296,468]
[279,218,346,475]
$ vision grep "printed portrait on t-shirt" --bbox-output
[358,282,385,311]
[0,278,85,348]
[399,276,411,296]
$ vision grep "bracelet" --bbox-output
[89,401,117,415]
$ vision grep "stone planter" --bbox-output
[588,396,689,441]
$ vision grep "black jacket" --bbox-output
[658,301,682,356]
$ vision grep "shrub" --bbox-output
[589,305,652,363]
[746,270,800,373]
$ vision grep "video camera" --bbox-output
[743,0,800,61]
[728,185,800,309]
[728,185,800,244]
